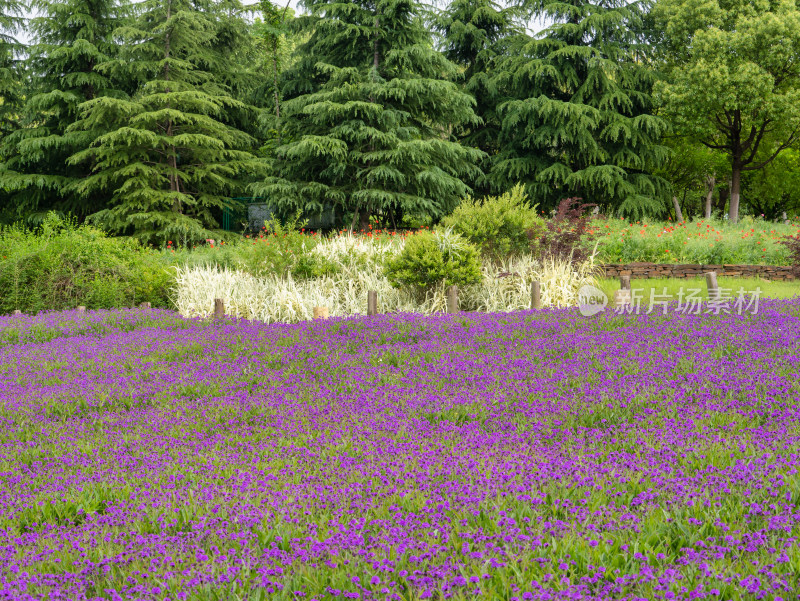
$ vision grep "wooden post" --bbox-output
[446,285,459,313]
[531,281,542,310]
[140,302,151,309]
[77,306,86,313]
[214,298,225,320]
[367,290,378,316]
[705,271,719,301]
[613,289,631,309]
[313,306,329,320]
[620,275,631,291]
[13,309,21,315]
[783,211,789,225]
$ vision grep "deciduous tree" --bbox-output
[655,0,800,223]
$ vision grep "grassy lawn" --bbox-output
[597,276,800,302]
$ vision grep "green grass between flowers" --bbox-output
[597,277,800,302]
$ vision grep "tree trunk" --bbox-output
[672,196,683,222]
[373,16,380,72]
[718,182,730,216]
[728,166,741,223]
[704,175,716,219]
[165,0,181,213]
[359,207,371,231]
[273,51,280,143]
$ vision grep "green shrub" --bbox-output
[385,229,482,298]
[0,213,171,314]
[441,184,544,260]
[231,212,339,279]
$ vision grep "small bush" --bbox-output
[0,213,171,314]
[539,198,600,264]
[441,184,544,260]
[233,212,339,279]
[385,230,482,298]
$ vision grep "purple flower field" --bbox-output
[1,302,799,601]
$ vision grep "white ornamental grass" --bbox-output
[173,234,601,322]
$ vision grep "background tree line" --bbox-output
[0,0,799,244]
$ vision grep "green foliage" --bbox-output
[0,213,171,314]
[0,0,128,225]
[655,0,800,223]
[490,0,669,218]
[0,0,24,138]
[433,0,522,194]
[441,183,543,260]
[233,212,339,279]
[741,149,800,219]
[385,229,482,297]
[254,0,485,229]
[594,216,795,265]
[67,0,264,245]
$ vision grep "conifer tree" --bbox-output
[434,0,521,189]
[253,0,296,148]
[69,0,263,244]
[0,0,127,222]
[490,0,669,217]
[0,0,24,223]
[255,0,485,229]
[0,0,23,138]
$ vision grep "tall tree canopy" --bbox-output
[655,0,800,223]
[1,0,798,232]
[489,0,669,217]
[68,0,263,244]
[0,0,127,223]
[254,0,485,230]
[433,0,521,196]
[0,0,23,137]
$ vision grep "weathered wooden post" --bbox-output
[13,309,21,315]
[783,211,789,225]
[446,285,459,313]
[77,306,86,313]
[620,275,631,291]
[140,302,151,309]
[313,306,329,320]
[705,271,719,301]
[531,281,542,310]
[214,298,225,320]
[367,290,378,316]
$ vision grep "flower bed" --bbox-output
[1,303,799,599]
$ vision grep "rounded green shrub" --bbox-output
[441,184,544,260]
[385,230,482,298]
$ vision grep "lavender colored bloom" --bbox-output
[0,301,799,599]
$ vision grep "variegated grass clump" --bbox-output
[173,233,600,322]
